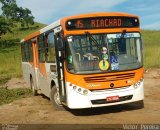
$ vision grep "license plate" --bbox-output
[106,95,120,102]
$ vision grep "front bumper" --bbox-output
[66,82,144,109]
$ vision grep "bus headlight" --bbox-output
[133,78,143,89]
[78,88,82,92]
[133,83,139,89]
[72,84,89,95]
[83,90,88,95]
[73,86,77,90]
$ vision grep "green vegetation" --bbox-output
[141,30,160,68]
[0,45,21,85]
[0,88,32,105]
[0,0,35,37]
[0,22,46,84]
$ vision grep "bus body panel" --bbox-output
[38,63,58,97]
[65,67,144,90]
[22,62,37,89]
[66,81,144,109]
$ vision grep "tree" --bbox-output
[1,0,18,19]
[17,7,34,28]
[0,16,12,38]
[0,0,35,37]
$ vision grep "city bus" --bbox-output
[21,12,144,110]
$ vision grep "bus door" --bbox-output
[54,32,66,103]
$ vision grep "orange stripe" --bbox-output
[32,42,38,68]
[63,28,140,36]
[39,63,47,77]
[24,31,40,41]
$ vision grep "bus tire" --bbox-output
[133,100,144,109]
[128,100,144,109]
[30,77,38,96]
[50,86,65,111]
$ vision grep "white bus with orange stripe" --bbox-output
[21,12,144,110]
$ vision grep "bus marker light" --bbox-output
[69,83,72,86]
[135,19,138,22]
[68,21,71,25]
[126,80,135,84]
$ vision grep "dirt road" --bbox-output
[0,69,160,125]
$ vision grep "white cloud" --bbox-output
[16,0,127,24]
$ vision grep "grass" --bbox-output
[0,22,46,42]
[0,46,21,81]
[0,88,32,105]
[0,22,46,84]
[141,30,160,68]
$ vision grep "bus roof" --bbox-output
[21,12,139,42]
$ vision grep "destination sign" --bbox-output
[66,17,139,30]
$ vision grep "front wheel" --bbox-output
[126,100,144,109]
[50,86,65,111]
[132,100,144,109]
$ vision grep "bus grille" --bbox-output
[84,73,135,83]
[91,95,133,105]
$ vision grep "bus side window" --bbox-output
[24,42,29,61]
[46,32,55,63]
[22,41,33,62]
[38,35,46,62]
[21,43,26,62]
[28,40,33,62]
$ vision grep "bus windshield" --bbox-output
[66,32,143,74]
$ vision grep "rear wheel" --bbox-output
[50,86,65,111]
[30,77,38,96]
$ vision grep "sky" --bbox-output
[1,0,160,30]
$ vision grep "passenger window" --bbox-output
[46,32,55,62]
[28,41,33,62]
[38,35,46,62]
[21,41,33,62]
